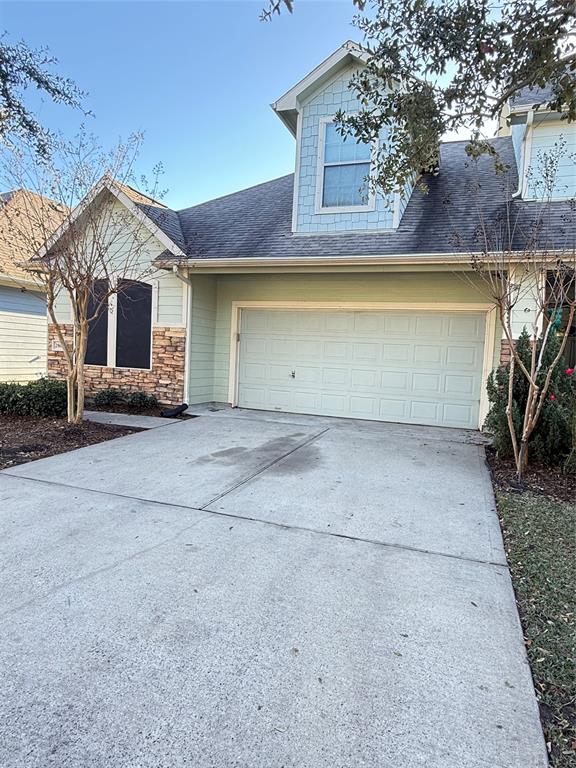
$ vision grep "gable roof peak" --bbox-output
[272,40,367,136]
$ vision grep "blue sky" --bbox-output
[2,1,360,209]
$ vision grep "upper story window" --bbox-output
[316,119,375,213]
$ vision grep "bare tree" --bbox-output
[457,143,576,477]
[0,129,167,423]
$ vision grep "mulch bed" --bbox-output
[0,414,139,471]
[88,403,194,419]
[486,447,576,502]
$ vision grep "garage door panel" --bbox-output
[320,393,348,414]
[384,315,413,334]
[447,315,484,339]
[379,399,408,420]
[350,396,379,417]
[414,345,443,364]
[325,313,352,332]
[322,368,350,387]
[266,388,292,409]
[242,362,267,381]
[289,393,315,412]
[269,364,295,382]
[292,366,320,386]
[382,343,411,362]
[353,313,382,333]
[351,369,380,388]
[415,315,444,336]
[443,403,475,426]
[239,386,267,408]
[243,337,269,356]
[446,345,478,366]
[323,341,349,359]
[238,310,485,429]
[242,311,269,331]
[445,374,476,395]
[381,371,409,390]
[352,342,380,362]
[413,372,441,394]
[411,401,439,422]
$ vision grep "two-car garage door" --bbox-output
[237,309,486,429]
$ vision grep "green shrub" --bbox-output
[0,378,67,418]
[485,329,572,465]
[93,388,123,407]
[126,390,158,412]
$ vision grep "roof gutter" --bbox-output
[0,271,44,288]
[154,250,566,271]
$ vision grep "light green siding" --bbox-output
[156,273,185,326]
[187,275,217,404]
[52,197,185,327]
[53,288,72,324]
[0,285,47,382]
[185,272,496,404]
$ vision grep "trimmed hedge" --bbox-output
[126,390,158,411]
[93,388,123,407]
[91,387,159,413]
[0,378,67,418]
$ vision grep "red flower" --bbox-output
[565,368,575,375]
[550,394,556,401]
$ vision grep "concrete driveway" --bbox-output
[0,408,547,768]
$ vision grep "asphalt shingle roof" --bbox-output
[168,137,574,260]
[116,182,186,252]
[510,82,557,109]
[0,189,67,280]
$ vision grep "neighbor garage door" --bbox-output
[237,309,486,429]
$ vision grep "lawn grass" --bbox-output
[497,491,576,767]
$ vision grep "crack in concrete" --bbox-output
[1,452,508,571]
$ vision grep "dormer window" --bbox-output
[315,118,375,213]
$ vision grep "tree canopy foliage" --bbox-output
[261,0,576,194]
[0,36,84,157]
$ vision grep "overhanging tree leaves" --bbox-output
[0,36,84,158]
[262,0,576,194]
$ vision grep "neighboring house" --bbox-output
[46,42,576,429]
[0,190,64,384]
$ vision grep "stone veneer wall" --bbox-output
[499,338,513,366]
[47,324,186,405]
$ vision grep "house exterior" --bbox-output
[0,190,64,383]
[47,42,576,430]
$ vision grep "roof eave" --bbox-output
[271,41,367,130]
[153,252,557,271]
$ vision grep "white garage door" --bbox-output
[237,309,486,429]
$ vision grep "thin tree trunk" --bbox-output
[67,369,77,424]
[518,440,529,477]
[72,322,88,424]
[506,354,521,471]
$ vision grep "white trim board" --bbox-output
[227,301,497,430]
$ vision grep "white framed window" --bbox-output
[315,116,376,214]
[85,278,156,370]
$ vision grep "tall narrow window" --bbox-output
[85,279,109,366]
[115,280,152,369]
[320,122,372,209]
